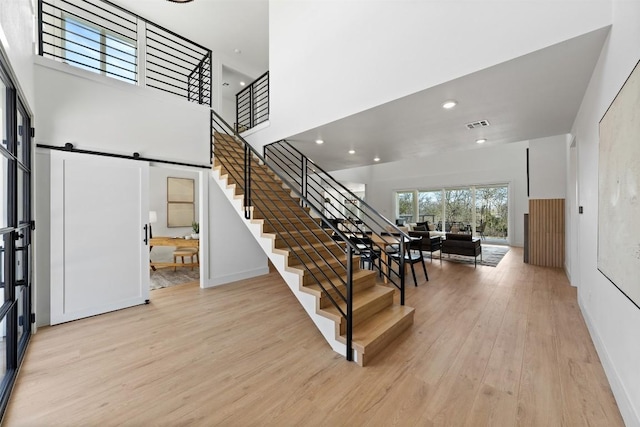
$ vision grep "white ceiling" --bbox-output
[288,27,610,171]
[109,0,269,79]
[108,1,609,173]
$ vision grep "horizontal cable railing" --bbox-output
[236,71,269,132]
[264,140,412,302]
[38,0,211,106]
[211,110,361,362]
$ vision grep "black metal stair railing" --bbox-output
[38,0,211,106]
[211,110,364,362]
[235,71,269,132]
[263,140,412,302]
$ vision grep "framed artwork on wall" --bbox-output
[167,177,195,203]
[167,177,195,227]
[598,59,640,310]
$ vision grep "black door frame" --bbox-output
[0,53,33,416]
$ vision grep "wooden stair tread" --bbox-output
[319,285,394,318]
[349,305,414,349]
[303,269,375,292]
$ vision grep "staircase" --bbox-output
[210,119,415,366]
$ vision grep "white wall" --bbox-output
[570,0,640,424]
[149,166,200,262]
[249,0,611,149]
[0,0,36,110]
[332,141,529,246]
[34,61,268,324]
[34,150,50,327]
[221,96,236,129]
[35,58,210,164]
[528,134,568,199]
[206,174,268,286]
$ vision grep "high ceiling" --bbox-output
[108,1,609,172]
[287,27,610,171]
[109,0,269,79]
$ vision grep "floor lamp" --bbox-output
[149,211,158,239]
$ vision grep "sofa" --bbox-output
[441,233,482,267]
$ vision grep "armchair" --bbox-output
[408,230,442,264]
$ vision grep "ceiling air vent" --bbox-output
[465,120,490,130]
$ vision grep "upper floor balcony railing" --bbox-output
[236,71,269,133]
[38,0,211,106]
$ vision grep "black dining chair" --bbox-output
[350,236,382,275]
[388,236,428,286]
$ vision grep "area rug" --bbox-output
[427,244,509,267]
[150,268,199,290]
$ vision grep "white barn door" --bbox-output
[50,151,150,325]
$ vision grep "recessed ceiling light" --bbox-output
[476,138,487,144]
[442,100,457,109]
[373,157,380,162]
[315,139,324,144]
[239,81,246,86]
[348,149,355,154]
[234,48,242,54]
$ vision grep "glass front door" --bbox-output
[0,55,33,416]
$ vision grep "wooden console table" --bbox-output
[149,237,199,270]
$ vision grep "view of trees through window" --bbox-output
[397,191,414,223]
[476,186,508,238]
[396,185,508,239]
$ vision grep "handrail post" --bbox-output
[400,239,405,306]
[37,0,43,55]
[346,245,353,362]
[209,110,213,164]
[301,156,308,208]
[235,92,240,133]
[244,144,251,219]
[198,63,204,105]
[250,83,255,129]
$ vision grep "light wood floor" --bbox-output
[4,248,623,426]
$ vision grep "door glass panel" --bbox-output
[445,188,473,233]
[0,81,6,150]
[0,312,7,379]
[0,155,8,229]
[0,235,5,302]
[15,231,26,286]
[396,191,414,224]
[17,286,25,344]
[16,109,24,163]
[418,190,443,230]
[17,282,30,348]
[475,186,509,239]
[17,168,24,225]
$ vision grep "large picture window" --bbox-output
[395,184,509,240]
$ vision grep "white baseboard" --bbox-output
[203,266,270,288]
[579,295,640,427]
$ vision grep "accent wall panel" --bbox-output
[598,59,640,310]
[528,199,564,268]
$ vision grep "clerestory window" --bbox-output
[63,17,137,83]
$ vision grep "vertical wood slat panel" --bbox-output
[528,199,564,268]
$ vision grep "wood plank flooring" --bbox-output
[3,247,623,426]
